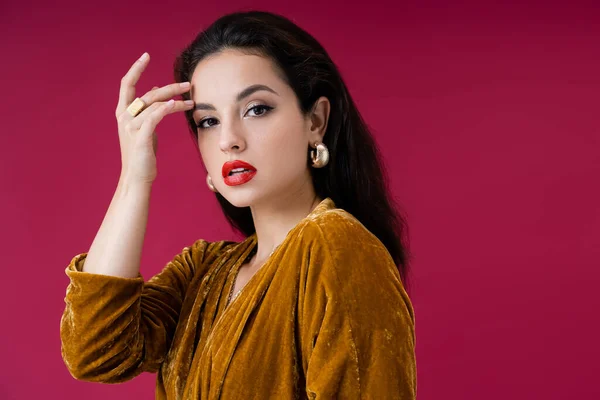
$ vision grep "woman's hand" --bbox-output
[115,52,194,185]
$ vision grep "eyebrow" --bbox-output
[193,84,279,111]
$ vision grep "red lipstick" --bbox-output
[222,160,257,186]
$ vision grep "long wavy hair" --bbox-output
[174,11,412,289]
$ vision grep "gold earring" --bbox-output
[206,175,218,192]
[310,142,329,168]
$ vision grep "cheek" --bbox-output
[197,137,219,173]
[261,121,308,176]
[262,106,307,147]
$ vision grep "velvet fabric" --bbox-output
[60,197,417,399]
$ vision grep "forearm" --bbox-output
[82,177,152,278]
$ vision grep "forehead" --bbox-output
[190,50,284,99]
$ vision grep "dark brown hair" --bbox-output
[174,10,412,289]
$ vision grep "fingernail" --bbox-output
[139,52,149,62]
[184,100,194,106]
[167,99,175,106]
[180,82,190,88]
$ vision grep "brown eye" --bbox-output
[245,105,273,117]
[198,117,219,129]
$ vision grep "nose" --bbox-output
[218,119,246,153]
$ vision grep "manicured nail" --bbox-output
[139,52,149,62]
[180,82,190,88]
[184,100,194,106]
[166,99,175,106]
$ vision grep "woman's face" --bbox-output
[189,49,328,208]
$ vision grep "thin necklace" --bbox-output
[225,243,280,307]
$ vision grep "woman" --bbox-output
[60,10,416,399]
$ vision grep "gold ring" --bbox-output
[126,97,146,117]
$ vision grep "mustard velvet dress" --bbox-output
[60,198,417,399]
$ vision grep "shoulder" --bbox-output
[300,207,391,261]
[296,206,415,333]
[187,237,239,259]
[295,207,401,287]
[171,238,241,277]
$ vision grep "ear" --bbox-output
[307,96,330,144]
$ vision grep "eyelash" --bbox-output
[196,104,274,130]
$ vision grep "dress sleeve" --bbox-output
[59,239,230,383]
[300,216,417,399]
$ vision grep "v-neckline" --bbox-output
[195,197,338,395]
[220,197,336,312]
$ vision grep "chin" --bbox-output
[220,188,262,209]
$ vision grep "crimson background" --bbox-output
[1,0,598,399]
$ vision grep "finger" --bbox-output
[139,82,191,108]
[137,100,177,140]
[130,99,195,130]
[116,52,150,116]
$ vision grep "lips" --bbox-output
[222,160,257,187]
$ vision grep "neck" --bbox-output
[249,187,322,263]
